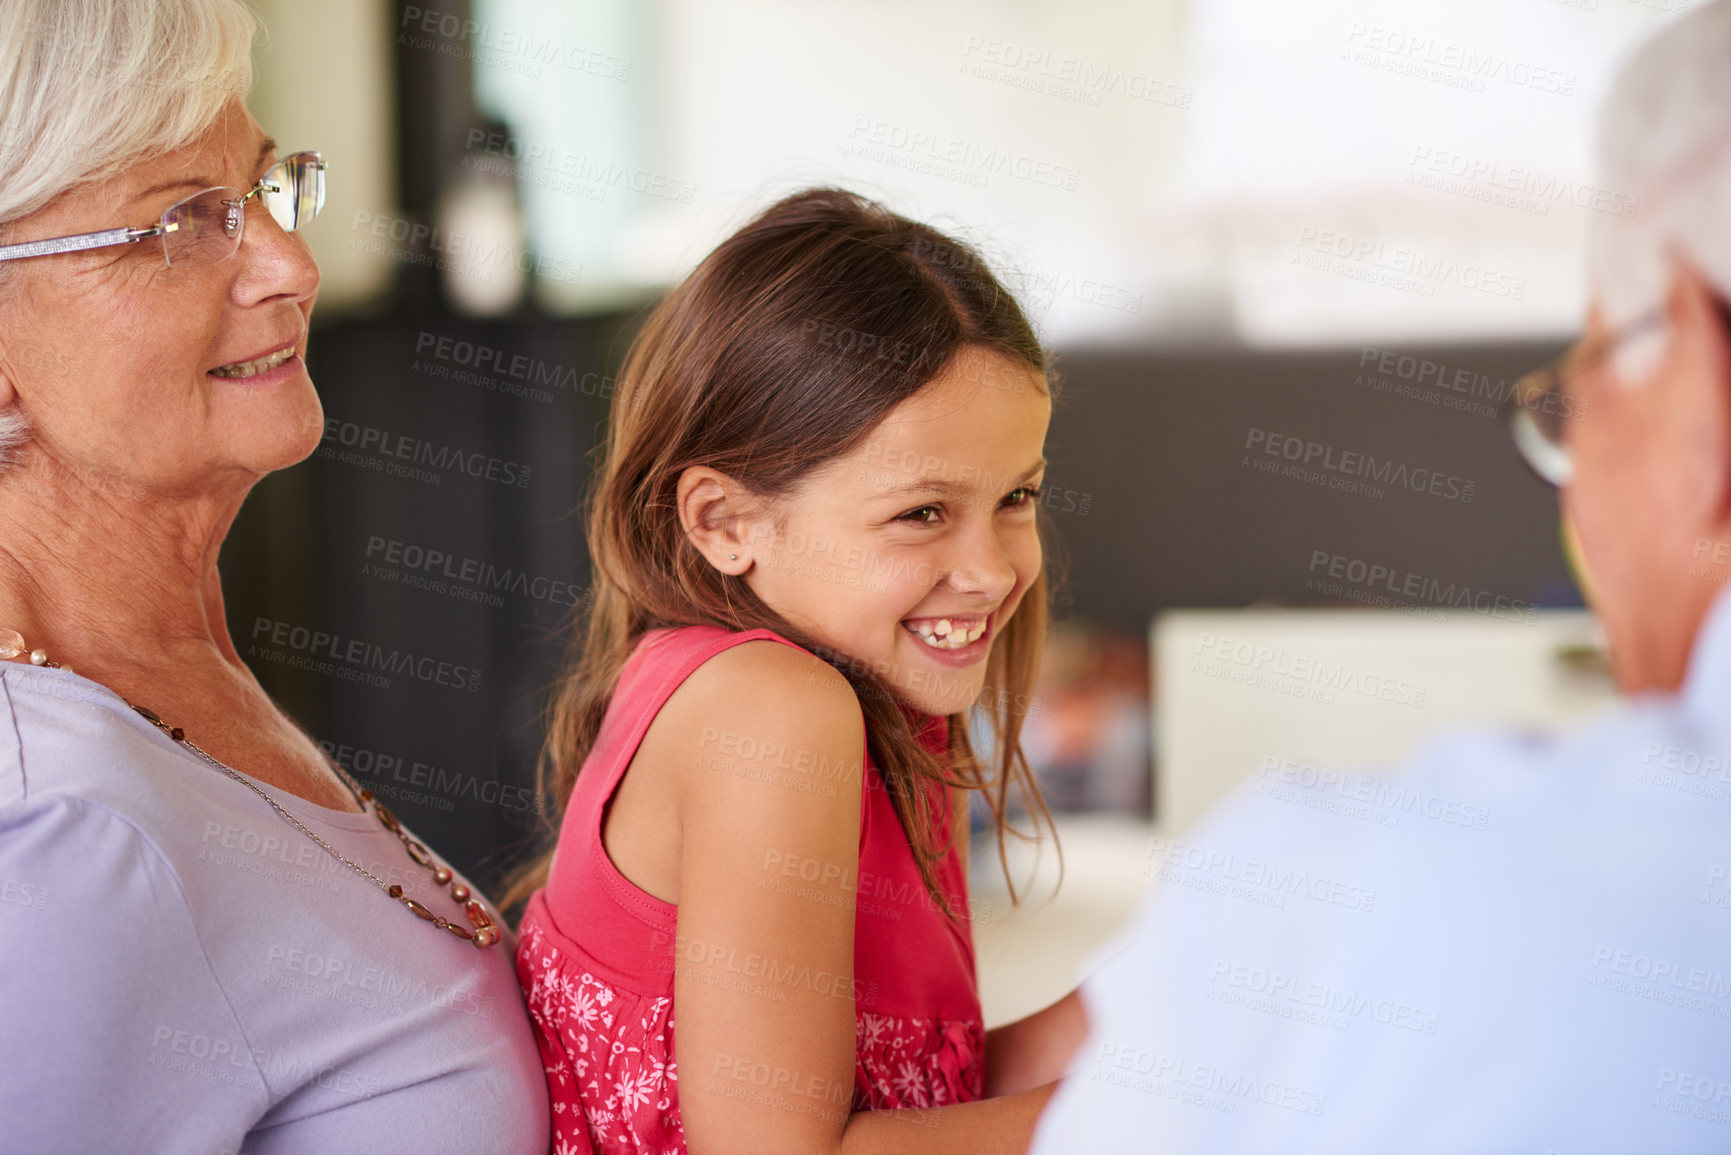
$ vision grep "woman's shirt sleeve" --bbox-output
[0,792,267,1153]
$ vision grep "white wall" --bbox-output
[249,0,397,312]
[473,0,1690,345]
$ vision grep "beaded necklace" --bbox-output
[2,629,500,948]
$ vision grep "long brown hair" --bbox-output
[500,187,1058,918]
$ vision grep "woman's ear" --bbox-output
[0,334,17,411]
[676,465,762,576]
[0,336,30,463]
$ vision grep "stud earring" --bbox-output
[730,554,738,560]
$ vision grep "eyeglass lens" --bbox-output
[1521,370,1568,447]
[260,152,326,233]
[159,153,325,268]
[160,191,243,268]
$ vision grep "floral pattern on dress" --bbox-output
[519,914,986,1153]
[852,1011,985,1110]
[517,916,685,1155]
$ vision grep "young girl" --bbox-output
[507,188,1085,1154]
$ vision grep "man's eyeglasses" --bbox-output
[0,151,325,270]
[1505,307,1666,488]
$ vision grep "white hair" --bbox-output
[1589,0,1731,366]
[0,0,258,463]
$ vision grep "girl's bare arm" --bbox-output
[985,989,1089,1097]
[666,641,1057,1155]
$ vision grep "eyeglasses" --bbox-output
[0,150,325,270]
[1505,307,1666,488]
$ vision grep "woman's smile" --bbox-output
[207,336,303,381]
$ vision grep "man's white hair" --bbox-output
[0,0,258,462]
[1590,0,1731,339]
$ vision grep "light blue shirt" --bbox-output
[1033,590,1731,1154]
[0,664,549,1154]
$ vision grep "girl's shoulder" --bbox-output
[625,623,853,705]
[633,625,855,720]
[620,625,864,804]
[616,624,867,889]
[588,625,864,802]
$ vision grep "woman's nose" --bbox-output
[230,205,320,306]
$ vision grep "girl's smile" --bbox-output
[901,609,994,662]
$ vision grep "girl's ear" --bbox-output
[676,465,760,575]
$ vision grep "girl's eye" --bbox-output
[898,486,1042,523]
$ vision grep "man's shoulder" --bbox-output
[1059,703,1731,1152]
[1115,699,1730,1008]
[1202,701,1728,866]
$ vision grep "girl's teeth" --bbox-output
[909,619,986,649]
[211,347,295,379]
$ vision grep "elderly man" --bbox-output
[1032,5,1731,1153]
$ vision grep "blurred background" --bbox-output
[229,0,1683,1026]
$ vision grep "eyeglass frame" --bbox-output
[1509,119,1731,487]
[0,150,326,267]
[1507,292,1731,488]
[1504,307,1667,489]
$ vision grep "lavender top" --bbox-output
[0,663,549,1154]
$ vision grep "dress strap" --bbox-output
[594,625,814,801]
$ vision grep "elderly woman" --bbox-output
[0,1,548,1150]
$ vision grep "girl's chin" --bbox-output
[894,676,986,717]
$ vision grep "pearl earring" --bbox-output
[730,554,738,560]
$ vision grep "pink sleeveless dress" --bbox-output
[516,626,985,1153]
